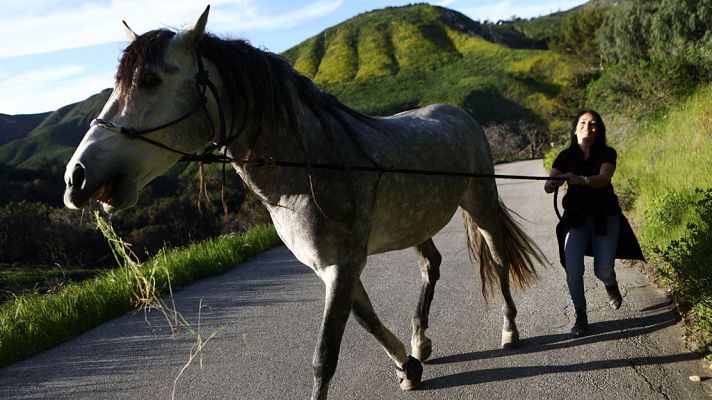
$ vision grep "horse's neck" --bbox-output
[226,88,337,198]
[241,88,368,160]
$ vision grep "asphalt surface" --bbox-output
[1,160,709,399]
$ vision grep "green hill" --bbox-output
[282,4,577,127]
[0,112,50,146]
[0,90,110,170]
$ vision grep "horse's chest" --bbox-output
[266,195,363,269]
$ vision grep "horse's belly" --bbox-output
[367,176,466,254]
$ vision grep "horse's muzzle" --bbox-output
[64,163,91,209]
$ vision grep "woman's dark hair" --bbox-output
[569,109,607,153]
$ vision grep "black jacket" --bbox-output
[556,213,645,267]
[552,145,645,266]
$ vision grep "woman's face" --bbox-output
[575,112,598,147]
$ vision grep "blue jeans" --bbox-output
[564,214,620,313]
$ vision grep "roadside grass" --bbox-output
[615,84,712,352]
[616,84,712,245]
[0,224,282,368]
[0,266,103,303]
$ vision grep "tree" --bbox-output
[599,0,712,64]
[551,8,605,66]
[598,2,656,64]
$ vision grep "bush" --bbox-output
[542,144,566,171]
[593,1,712,121]
[655,189,712,347]
[0,202,108,267]
[599,0,712,65]
[643,191,698,237]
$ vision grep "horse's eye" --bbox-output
[137,71,161,88]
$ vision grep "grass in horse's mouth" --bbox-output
[92,178,115,205]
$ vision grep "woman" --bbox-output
[544,110,644,338]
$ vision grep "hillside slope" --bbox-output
[282,4,576,125]
[0,112,50,146]
[0,90,110,169]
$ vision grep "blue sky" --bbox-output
[0,0,587,115]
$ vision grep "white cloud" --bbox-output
[459,0,585,21]
[210,1,342,31]
[0,64,85,87]
[0,66,111,114]
[0,0,343,58]
[0,1,345,113]
[434,0,460,6]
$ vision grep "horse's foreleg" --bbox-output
[352,279,407,363]
[351,279,422,390]
[410,238,441,362]
[311,265,358,400]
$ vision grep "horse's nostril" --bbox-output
[70,164,86,188]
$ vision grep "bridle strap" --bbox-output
[90,51,229,160]
[195,54,227,146]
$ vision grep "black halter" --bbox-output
[90,51,230,163]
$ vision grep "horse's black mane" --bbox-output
[116,29,376,153]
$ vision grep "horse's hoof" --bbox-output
[396,356,423,391]
[501,330,519,349]
[412,337,432,362]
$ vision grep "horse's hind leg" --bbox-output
[351,279,422,390]
[410,238,441,361]
[461,193,519,349]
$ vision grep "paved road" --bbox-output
[1,160,709,399]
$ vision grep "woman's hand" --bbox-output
[562,172,585,185]
[544,176,566,193]
[545,168,566,193]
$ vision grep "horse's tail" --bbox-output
[462,200,545,301]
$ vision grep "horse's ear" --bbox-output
[122,20,137,43]
[175,5,210,49]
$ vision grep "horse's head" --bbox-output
[64,6,220,213]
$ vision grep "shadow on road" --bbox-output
[422,308,699,389]
[420,352,698,390]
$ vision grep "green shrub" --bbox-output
[550,7,604,65]
[542,144,566,171]
[656,189,712,347]
[641,191,700,247]
[0,202,109,266]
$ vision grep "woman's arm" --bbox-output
[544,167,565,193]
[564,162,616,188]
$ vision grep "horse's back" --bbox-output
[364,104,494,254]
[366,104,489,170]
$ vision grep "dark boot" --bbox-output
[606,283,623,310]
[571,312,588,338]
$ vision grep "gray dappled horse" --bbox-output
[63,7,544,399]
